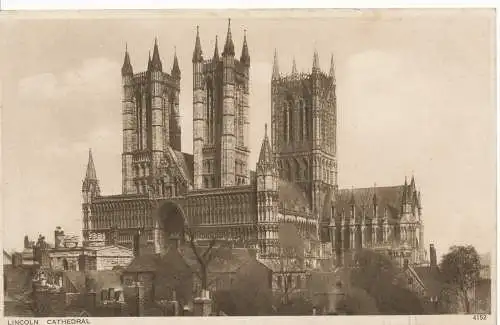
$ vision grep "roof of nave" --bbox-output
[278,179,311,214]
[321,183,420,222]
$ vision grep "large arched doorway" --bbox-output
[156,201,187,250]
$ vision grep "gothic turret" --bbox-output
[150,38,163,72]
[147,51,152,71]
[272,50,279,80]
[121,45,133,76]
[292,57,297,75]
[312,49,320,74]
[240,30,250,66]
[213,35,220,61]
[171,47,181,78]
[192,26,203,63]
[222,18,235,57]
[82,149,100,203]
[329,53,335,81]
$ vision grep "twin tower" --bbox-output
[120,19,338,214]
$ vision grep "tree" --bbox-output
[335,286,379,315]
[184,228,232,293]
[275,223,305,306]
[349,249,425,314]
[440,245,481,313]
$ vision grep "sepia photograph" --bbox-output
[0,9,496,319]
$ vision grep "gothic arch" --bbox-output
[155,200,188,248]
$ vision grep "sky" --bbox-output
[0,9,496,260]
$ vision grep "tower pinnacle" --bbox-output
[121,44,133,76]
[85,149,97,180]
[292,57,297,75]
[240,29,250,66]
[329,53,336,81]
[213,35,220,61]
[312,49,320,73]
[150,38,162,71]
[192,25,203,63]
[171,46,181,77]
[272,49,280,80]
[258,123,273,165]
[222,18,235,57]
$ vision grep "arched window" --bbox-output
[288,101,294,142]
[299,100,304,141]
[283,105,289,143]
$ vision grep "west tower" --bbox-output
[271,51,338,218]
[192,20,251,189]
[121,40,182,195]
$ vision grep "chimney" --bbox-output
[24,236,30,249]
[12,252,23,267]
[429,244,437,267]
[54,227,65,249]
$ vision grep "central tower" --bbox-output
[271,51,338,218]
[192,20,251,189]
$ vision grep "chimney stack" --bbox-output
[429,244,437,267]
[54,227,65,249]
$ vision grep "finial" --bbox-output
[154,37,158,45]
[228,18,231,28]
[196,25,199,33]
[125,42,128,52]
[264,123,268,137]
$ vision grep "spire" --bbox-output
[171,46,181,77]
[329,53,336,81]
[258,124,273,165]
[150,38,162,71]
[373,182,378,205]
[222,18,235,57]
[292,57,297,75]
[85,149,97,180]
[240,29,250,66]
[213,35,220,61]
[272,49,280,80]
[147,51,152,71]
[121,43,133,76]
[312,49,320,73]
[192,25,203,63]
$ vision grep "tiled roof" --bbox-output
[125,247,257,274]
[177,151,194,182]
[178,247,256,273]
[64,270,123,293]
[322,184,418,222]
[278,179,310,213]
[412,266,443,297]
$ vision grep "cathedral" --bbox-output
[81,19,426,267]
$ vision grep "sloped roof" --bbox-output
[412,266,443,297]
[322,185,410,222]
[278,179,310,213]
[64,270,123,293]
[125,247,257,274]
[178,151,194,182]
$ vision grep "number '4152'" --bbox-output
[473,314,488,320]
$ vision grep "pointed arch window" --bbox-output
[283,104,289,143]
[299,100,305,141]
[288,101,294,142]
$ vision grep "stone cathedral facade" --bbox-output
[81,20,426,268]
